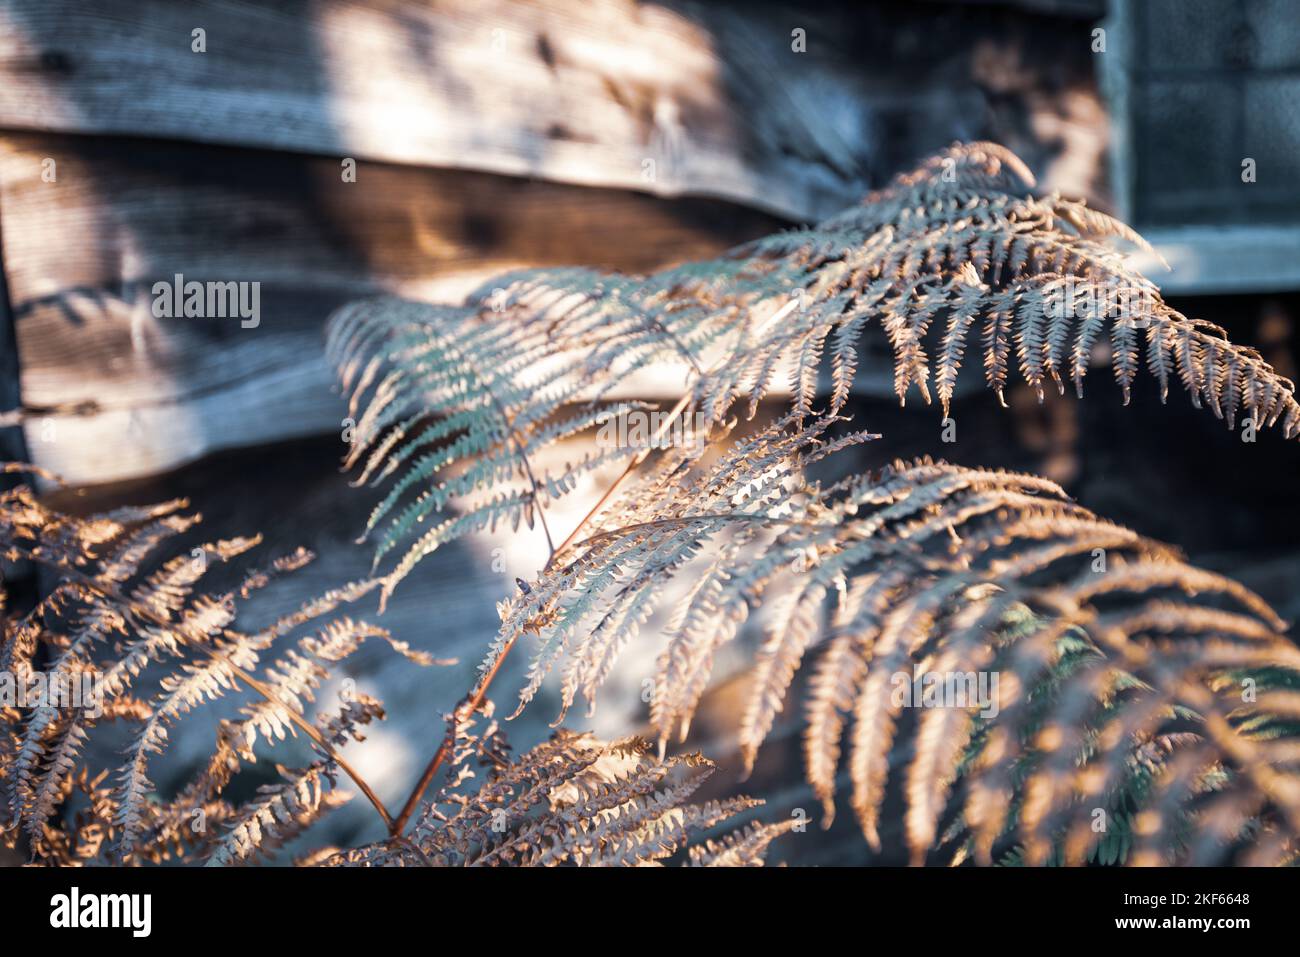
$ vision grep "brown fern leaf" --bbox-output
[204,762,350,866]
[0,474,435,866]
[327,722,788,867]
[493,411,1300,865]
[331,141,1297,598]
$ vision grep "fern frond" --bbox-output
[0,475,430,865]
[686,819,798,867]
[204,762,348,866]
[331,141,1298,598]
[327,726,787,867]
[489,406,1300,864]
[328,298,657,605]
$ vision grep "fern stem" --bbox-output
[221,659,394,831]
[385,397,703,834]
[389,630,519,836]
[547,390,694,569]
[504,410,556,556]
[473,352,556,555]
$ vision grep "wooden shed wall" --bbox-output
[0,0,1108,484]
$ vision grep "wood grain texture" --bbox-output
[0,0,1110,484]
[0,0,1110,220]
[0,132,783,483]
[0,0,875,220]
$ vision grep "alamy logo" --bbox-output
[49,887,151,937]
[891,670,1000,719]
[151,273,260,328]
[595,409,710,451]
[0,670,103,719]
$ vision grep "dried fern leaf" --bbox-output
[327,729,788,867]
[331,140,1298,599]
[491,407,1300,864]
[0,477,424,866]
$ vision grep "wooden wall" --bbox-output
[0,132,787,480]
[0,0,1108,483]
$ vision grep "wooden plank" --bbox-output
[0,0,876,221]
[0,0,1112,485]
[0,0,1112,220]
[0,132,784,483]
[1128,225,1300,295]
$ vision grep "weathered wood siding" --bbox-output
[0,0,880,219]
[0,0,1108,483]
[0,133,782,480]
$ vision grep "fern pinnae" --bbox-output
[740,582,827,774]
[1128,741,1220,867]
[651,531,758,745]
[804,572,902,822]
[829,308,871,412]
[322,141,1300,865]
[585,795,760,867]
[2,482,432,864]
[936,269,987,416]
[205,762,345,866]
[852,572,987,842]
[1050,559,1286,634]
[468,757,670,867]
[1015,658,1114,865]
[334,730,790,867]
[14,602,121,781]
[26,721,90,840]
[575,524,735,692]
[804,629,867,822]
[116,628,267,858]
[687,818,798,867]
[906,646,982,862]
[848,611,919,850]
[97,510,199,583]
[561,571,667,722]
[130,535,261,619]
